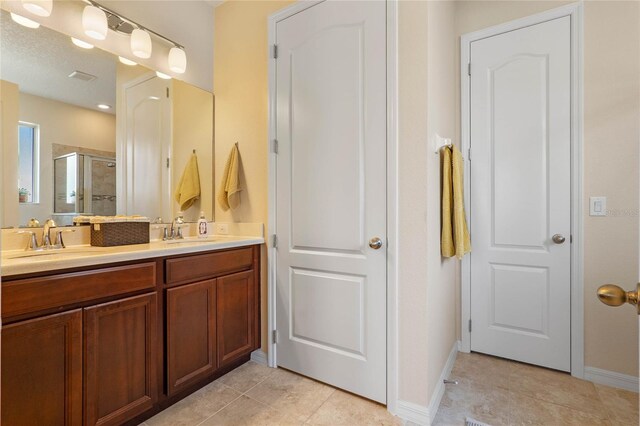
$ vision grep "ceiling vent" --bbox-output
[68,70,97,82]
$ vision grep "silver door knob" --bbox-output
[369,237,383,250]
[552,234,566,244]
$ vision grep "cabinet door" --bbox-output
[166,279,216,395]
[84,293,158,426]
[217,270,255,367]
[1,310,83,426]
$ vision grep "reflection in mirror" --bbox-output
[0,8,214,228]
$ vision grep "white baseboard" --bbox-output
[396,400,430,425]
[584,366,639,393]
[395,341,459,426]
[250,349,268,366]
[427,341,459,424]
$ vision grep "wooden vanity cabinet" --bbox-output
[1,309,83,426]
[164,245,261,396]
[1,244,261,426]
[84,293,158,426]
[166,279,217,396]
[217,270,256,367]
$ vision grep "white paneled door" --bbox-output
[274,1,387,402]
[123,76,171,221]
[470,17,571,371]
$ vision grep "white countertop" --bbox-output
[1,236,264,277]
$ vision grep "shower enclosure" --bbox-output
[54,153,116,216]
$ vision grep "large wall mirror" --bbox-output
[0,8,213,228]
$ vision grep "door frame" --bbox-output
[267,0,399,412]
[459,2,585,378]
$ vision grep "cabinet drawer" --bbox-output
[2,263,156,319]
[165,247,253,285]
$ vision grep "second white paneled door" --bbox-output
[469,17,572,371]
[274,1,387,403]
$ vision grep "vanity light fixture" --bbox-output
[118,56,137,66]
[82,5,108,40]
[22,0,52,17]
[71,37,94,49]
[10,12,40,29]
[168,47,187,74]
[156,71,172,80]
[82,1,186,74]
[97,104,111,110]
[131,28,152,59]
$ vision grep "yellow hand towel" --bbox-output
[218,143,241,211]
[441,146,471,259]
[441,147,455,257]
[174,153,201,211]
[452,145,471,259]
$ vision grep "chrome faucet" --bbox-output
[16,230,40,251]
[170,213,185,240]
[42,219,56,248]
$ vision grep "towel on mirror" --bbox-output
[174,153,201,211]
[218,143,241,211]
[441,146,471,259]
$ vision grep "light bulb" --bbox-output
[22,0,52,17]
[131,28,152,59]
[82,5,107,41]
[71,37,94,49]
[10,12,40,28]
[156,71,171,80]
[168,47,187,74]
[118,56,137,66]
[97,104,112,110]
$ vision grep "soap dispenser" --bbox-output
[197,211,208,238]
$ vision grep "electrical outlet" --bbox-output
[216,223,229,235]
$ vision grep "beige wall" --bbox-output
[214,0,294,351]
[425,0,458,402]
[1,80,19,227]
[455,0,640,377]
[17,93,116,226]
[172,80,214,222]
[397,0,431,407]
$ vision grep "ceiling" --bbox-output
[0,10,116,114]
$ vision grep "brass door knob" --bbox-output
[597,283,640,315]
[369,237,383,250]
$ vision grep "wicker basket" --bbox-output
[90,221,150,247]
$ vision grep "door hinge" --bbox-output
[467,148,471,161]
[271,139,279,154]
[166,87,169,98]
[468,63,471,76]
[468,319,472,332]
[272,330,279,344]
[272,234,278,249]
[166,158,170,168]
[272,44,278,59]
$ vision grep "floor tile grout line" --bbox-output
[193,392,245,426]
[300,387,337,425]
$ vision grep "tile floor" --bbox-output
[141,361,400,426]
[141,354,639,426]
[433,352,639,426]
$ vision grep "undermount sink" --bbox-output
[3,248,107,260]
[163,237,219,245]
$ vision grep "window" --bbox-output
[18,122,39,204]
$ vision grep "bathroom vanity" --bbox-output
[1,238,262,426]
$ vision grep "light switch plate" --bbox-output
[590,196,607,216]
